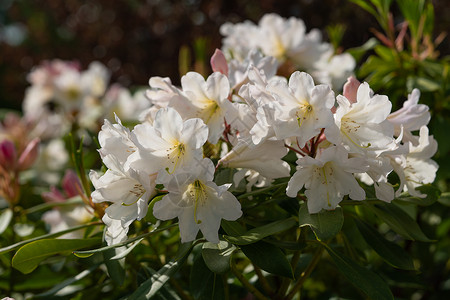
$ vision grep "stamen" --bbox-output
[322,167,331,207]
[166,143,186,174]
[341,127,371,149]
[122,183,146,206]
[191,180,207,224]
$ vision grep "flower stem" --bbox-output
[231,261,269,300]
[285,246,323,300]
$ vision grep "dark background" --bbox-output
[1,0,448,111]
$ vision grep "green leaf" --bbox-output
[407,77,441,92]
[190,252,225,300]
[73,223,177,257]
[221,219,246,236]
[12,238,101,274]
[324,244,394,300]
[33,263,100,298]
[128,256,188,300]
[103,248,125,286]
[241,241,294,279]
[394,185,441,206]
[202,240,236,274]
[298,205,344,241]
[0,208,13,234]
[365,203,433,242]
[347,38,379,62]
[354,219,415,270]
[349,0,378,18]
[110,238,144,260]
[224,217,296,245]
[0,222,101,255]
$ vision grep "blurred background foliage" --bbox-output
[1,0,448,111]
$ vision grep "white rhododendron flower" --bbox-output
[267,71,335,147]
[218,139,290,183]
[287,146,368,213]
[153,158,242,243]
[127,107,208,178]
[388,88,431,142]
[329,82,394,153]
[219,13,355,90]
[90,154,157,227]
[172,72,230,143]
[98,115,136,164]
[391,126,438,198]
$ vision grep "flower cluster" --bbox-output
[22,59,151,140]
[91,45,437,244]
[220,13,355,89]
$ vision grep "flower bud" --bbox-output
[342,76,361,104]
[62,170,82,198]
[17,138,40,171]
[0,139,17,171]
[210,49,229,76]
[42,186,66,203]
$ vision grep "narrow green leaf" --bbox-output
[110,238,144,260]
[0,208,13,234]
[241,241,294,279]
[103,248,125,286]
[349,0,378,17]
[12,238,101,274]
[299,205,344,241]
[347,38,379,62]
[74,224,177,256]
[33,263,100,298]
[224,217,296,245]
[0,222,102,255]
[129,256,188,300]
[366,203,433,242]
[324,245,394,300]
[394,185,441,206]
[354,219,415,270]
[202,240,236,274]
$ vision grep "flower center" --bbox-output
[341,118,371,149]
[165,142,186,174]
[296,104,313,128]
[199,100,220,124]
[187,179,208,224]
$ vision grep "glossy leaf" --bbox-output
[12,238,101,274]
[366,203,433,242]
[298,205,344,241]
[324,244,394,300]
[224,217,296,245]
[202,240,236,274]
[354,218,415,270]
[129,256,188,300]
[0,222,102,255]
[190,252,225,300]
[394,185,441,206]
[103,248,125,286]
[241,241,294,279]
[34,263,100,297]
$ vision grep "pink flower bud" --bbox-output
[62,170,82,198]
[342,76,361,104]
[210,49,229,76]
[0,139,17,171]
[17,138,40,171]
[42,186,66,203]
